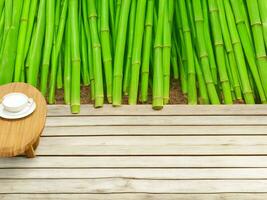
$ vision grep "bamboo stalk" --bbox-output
[128,0,147,105]
[178,0,197,104]
[123,0,137,95]
[69,0,81,113]
[162,2,172,104]
[258,0,267,49]
[208,0,232,104]
[48,0,68,104]
[152,0,165,109]
[40,0,55,95]
[0,0,23,85]
[140,0,154,103]
[229,0,267,103]
[223,0,254,104]
[88,0,104,108]
[217,0,242,101]
[246,0,267,99]
[112,0,132,106]
[14,0,31,82]
[101,0,113,103]
[192,0,220,104]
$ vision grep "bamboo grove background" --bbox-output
[0,0,267,113]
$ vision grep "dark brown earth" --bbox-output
[55,79,187,105]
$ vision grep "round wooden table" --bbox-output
[0,83,47,158]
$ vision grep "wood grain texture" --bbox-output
[45,115,267,126]
[35,136,267,155]
[1,194,267,200]
[0,83,47,157]
[47,104,267,116]
[2,179,267,193]
[43,125,267,136]
[2,105,267,198]
[2,156,267,168]
[1,168,267,179]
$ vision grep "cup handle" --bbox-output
[28,98,34,106]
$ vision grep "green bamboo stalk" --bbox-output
[162,2,171,104]
[174,9,188,95]
[82,0,95,101]
[88,0,104,108]
[0,10,4,44]
[194,52,209,104]
[101,0,113,103]
[192,0,220,104]
[109,0,115,42]
[112,0,132,106]
[223,0,254,104]
[140,0,153,103]
[57,51,63,89]
[240,0,253,46]
[0,0,12,60]
[64,16,71,105]
[81,20,90,86]
[114,0,121,44]
[27,0,46,87]
[22,0,38,79]
[40,0,55,95]
[208,0,232,104]
[229,0,267,103]
[48,0,68,104]
[202,0,218,85]
[13,0,31,82]
[128,0,147,105]
[152,0,165,109]
[246,0,267,99]
[0,0,4,15]
[0,0,23,85]
[122,0,137,95]
[217,0,242,101]
[171,40,179,80]
[224,49,235,101]
[69,0,81,113]
[178,0,197,104]
[258,0,267,49]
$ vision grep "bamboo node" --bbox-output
[100,28,110,33]
[183,28,191,33]
[251,21,262,26]
[145,22,153,27]
[92,44,101,48]
[199,53,209,59]
[214,41,224,47]
[132,61,141,65]
[194,17,204,22]
[209,8,219,13]
[256,55,267,60]
[20,18,29,23]
[88,13,97,19]
[235,19,245,25]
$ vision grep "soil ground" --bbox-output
[55,79,187,105]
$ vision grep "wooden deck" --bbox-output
[1,105,267,199]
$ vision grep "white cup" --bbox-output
[1,93,33,113]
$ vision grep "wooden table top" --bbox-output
[0,83,47,157]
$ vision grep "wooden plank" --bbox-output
[47,105,267,116]
[1,156,267,168]
[45,116,267,126]
[2,179,267,193]
[43,125,267,136]
[1,168,267,179]
[2,194,267,200]
[36,136,267,155]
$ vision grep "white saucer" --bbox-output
[0,101,36,120]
